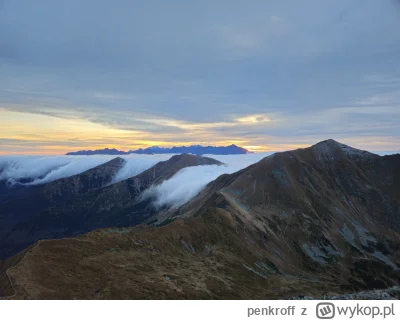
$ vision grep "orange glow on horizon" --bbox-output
[1,109,399,155]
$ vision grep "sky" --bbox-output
[0,0,400,155]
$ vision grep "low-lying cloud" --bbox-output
[112,154,177,184]
[146,149,398,209]
[0,154,174,185]
[143,153,271,209]
[0,152,272,209]
[2,149,397,210]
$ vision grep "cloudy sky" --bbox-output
[1,0,400,154]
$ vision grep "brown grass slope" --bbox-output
[172,140,400,285]
[1,213,336,299]
[1,140,399,299]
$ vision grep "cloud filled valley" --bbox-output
[0,153,270,207]
[142,153,270,208]
[0,154,177,185]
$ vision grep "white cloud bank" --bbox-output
[140,149,399,209]
[112,154,178,184]
[0,152,272,208]
[0,154,174,185]
[143,152,272,209]
[2,149,398,209]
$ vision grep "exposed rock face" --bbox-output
[0,140,399,299]
[0,154,222,259]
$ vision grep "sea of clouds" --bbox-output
[139,150,400,209]
[0,153,272,208]
[0,154,174,185]
[137,153,271,208]
[2,149,398,208]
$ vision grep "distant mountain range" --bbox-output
[2,140,400,299]
[66,144,251,156]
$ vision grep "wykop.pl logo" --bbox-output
[317,303,335,319]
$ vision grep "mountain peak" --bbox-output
[312,139,375,159]
[167,153,223,166]
[105,156,125,165]
[314,139,340,147]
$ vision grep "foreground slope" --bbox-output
[1,140,399,299]
[0,154,222,259]
[1,213,337,299]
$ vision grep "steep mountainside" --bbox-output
[35,153,222,233]
[0,157,125,258]
[169,140,400,283]
[0,171,37,200]
[0,157,125,204]
[0,180,14,196]
[0,154,222,259]
[1,140,399,299]
[177,140,400,228]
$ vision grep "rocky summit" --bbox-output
[0,140,399,299]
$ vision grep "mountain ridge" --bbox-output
[1,139,400,299]
[66,144,251,155]
[0,154,222,259]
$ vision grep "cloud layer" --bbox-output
[142,153,270,208]
[0,154,175,185]
[0,152,270,209]
[140,149,400,209]
[1,149,398,208]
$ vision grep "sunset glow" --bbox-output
[0,1,399,155]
